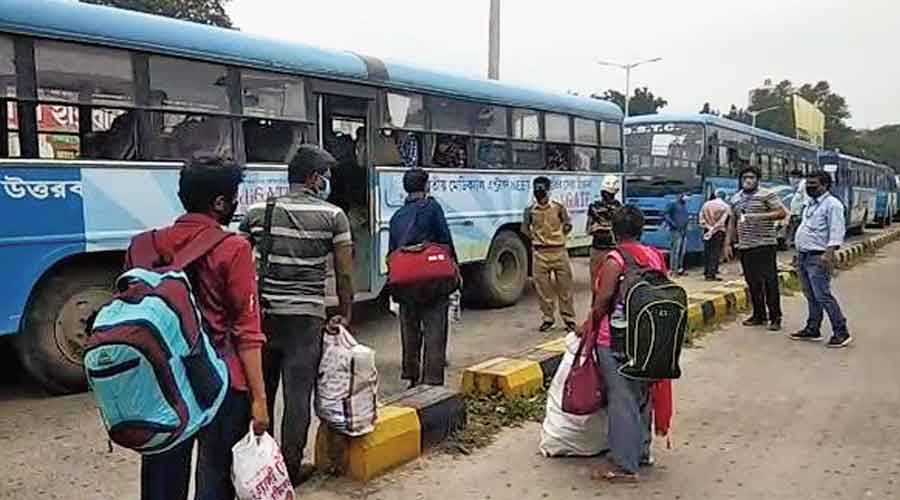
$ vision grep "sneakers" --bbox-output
[827,334,853,348]
[564,321,578,334]
[768,319,782,332]
[742,316,766,327]
[538,321,555,332]
[789,329,823,341]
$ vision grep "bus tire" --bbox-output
[15,264,118,395]
[470,230,528,307]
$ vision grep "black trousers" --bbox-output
[141,389,250,500]
[739,245,782,321]
[262,314,323,471]
[399,297,449,386]
[704,232,725,278]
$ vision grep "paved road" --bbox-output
[0,233,877,499]
[306,243,900,500]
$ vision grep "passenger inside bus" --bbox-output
[547,143,571,170]
[430,134,467,168]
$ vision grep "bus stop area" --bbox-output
[1,228,897,499]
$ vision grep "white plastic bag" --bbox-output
[316,326,377,436]
[539,333,608,457]
[231,429,295,500]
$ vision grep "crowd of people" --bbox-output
[125,144,852,497]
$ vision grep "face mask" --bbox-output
[806,186,821,198]
[315,175,331,201]
[534,188,548,201]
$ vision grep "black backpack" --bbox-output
[610,248,688,380]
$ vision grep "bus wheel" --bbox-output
[15,265,117,395]
[470,230,528,307]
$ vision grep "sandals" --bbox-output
[590,459,639,482]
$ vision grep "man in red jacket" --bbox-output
[129,156,269,500]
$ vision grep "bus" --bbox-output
[817,151,886,232]
[0,0,624,393]
[872,163,896,227]
[624,114,818,252]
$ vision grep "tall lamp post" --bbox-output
[748,105,781,128]
[596,57,663,118]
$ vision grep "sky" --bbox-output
[227,0,899,129]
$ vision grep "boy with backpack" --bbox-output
[582,205,682,482]
[98,156,269,500]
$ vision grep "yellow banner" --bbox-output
[793,95,825,147]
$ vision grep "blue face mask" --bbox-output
[315,175,331,201]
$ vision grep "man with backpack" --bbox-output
[582,205,681,482]
[124,156,269,500]
[522,176,576,333]
[388,168,458,388]
[240,144,354,486]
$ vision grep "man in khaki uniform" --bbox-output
[522,176,576,333]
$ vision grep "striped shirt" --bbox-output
[730,188,781,250]
[239,189,352,318]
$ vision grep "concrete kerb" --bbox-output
[314,228,900,483]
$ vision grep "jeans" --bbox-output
[797,251,848,337]
[400,297,449,386]
[739,245,782,321]
[669,229,687,273]
[704,232,725,278]
[595,346,651,474]
[141,389,250,500]
[262,314,324,472]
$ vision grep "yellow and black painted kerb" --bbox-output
[315,228,900,483]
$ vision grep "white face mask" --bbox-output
[315,174,331,200]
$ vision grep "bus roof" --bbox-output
[819,150,893,170]
[0,0,623,122]
[625,113,820,152]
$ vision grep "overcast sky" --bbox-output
[228,0,897,129]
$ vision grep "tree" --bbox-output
[81,0,233,28]
[591,87,668,116]
[700,102,719,116]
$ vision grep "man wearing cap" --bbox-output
[699,189,731,281]
[586,176,623,292]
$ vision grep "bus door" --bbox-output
[313,84,377,297]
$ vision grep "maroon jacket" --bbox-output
[125,213,265,391]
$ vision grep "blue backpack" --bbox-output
[85,227,231,454]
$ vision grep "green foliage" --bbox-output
[591,86,668,116]
[81,0,233,28]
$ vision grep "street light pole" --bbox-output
[748,105,781,128]
[596,57,662,117]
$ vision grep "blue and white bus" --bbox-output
[817,151,887,232]
[0,1,623,392]
[624,114,818,252]
[872,163,896,227]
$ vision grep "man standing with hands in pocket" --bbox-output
[725,164,788,331]
[789,171,852,347]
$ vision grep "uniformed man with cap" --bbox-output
[586,175,623,289]
[522,176,576,333]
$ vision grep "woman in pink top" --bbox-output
[587,205,668,481]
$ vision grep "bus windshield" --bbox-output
[625,123,704,172]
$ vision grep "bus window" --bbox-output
[772,156,785,181]
[473,105,508,137]
[718,146,729,176]
[385,92,426,130]
[600,122,621,147]
[242,71,307,121]
[145,113,233,160]
[599,148,621,172]
[511,108,540,141]
[243,119,308,163]
[511,141,542,169]
[149,56,229,113]
[759,154,771,179]
[1,37,18,157]
[428,96,474,135]
[573,146,596,171]
[545,143,571,170]
[427,133,468,168]
[574,118,597,145]
[544,113,570,143]
[474,138,508,169]
[35,40,134,106]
